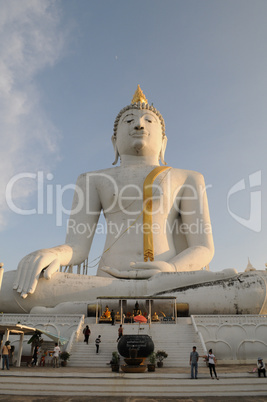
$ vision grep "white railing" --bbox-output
[65,330,76,354]
[65,315,84,354]
[193,314,267,325]
[0,314,84,326]
[191,315,207,355]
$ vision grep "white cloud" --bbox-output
[0,0,66,227]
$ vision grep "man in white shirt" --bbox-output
[53,343,61,368]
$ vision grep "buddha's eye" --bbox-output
[146,119,152,123]
[126,119,134,124]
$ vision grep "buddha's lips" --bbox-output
[130,130,149,137]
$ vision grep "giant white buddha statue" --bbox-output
[1,86,266,314]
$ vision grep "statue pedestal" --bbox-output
[121,364,147,373]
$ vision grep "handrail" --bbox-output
[65,330,76,354]
[191,315,207,355]
[65,315,85,354]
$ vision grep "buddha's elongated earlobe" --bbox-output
[111,135,120,165]
[159,135,168,165]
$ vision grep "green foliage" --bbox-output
[60,351,71,361]
[27,330,43,345]
[156,350,168,362]
[111,351,119,364]
[148,352,156,364]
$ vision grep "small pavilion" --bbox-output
[95,296,179,324]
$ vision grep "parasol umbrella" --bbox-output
[134,315,147,323]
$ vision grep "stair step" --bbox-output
[1,373,267,397]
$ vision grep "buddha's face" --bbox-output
[116,109,163,157]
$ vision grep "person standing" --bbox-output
[40,349,47,366]
[111,310,115,325]
[117,325,123,342]
[53,343,61,368]
[31,345,39,366]
[1,341,11,370]
[206,349,219,380]
[95,335,101,354]
[189,346,199,379]
[83,325,91,344]
[257,358,266,377]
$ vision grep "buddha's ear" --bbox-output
[111,135,120,165]
[159,135,168,165]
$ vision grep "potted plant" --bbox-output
[147,352,156,372]
[111,351,120,372]
[156,350,168,368]
[60,351,71,366]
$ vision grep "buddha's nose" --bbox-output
[134,120,144,130]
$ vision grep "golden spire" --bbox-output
[131,85,148,104]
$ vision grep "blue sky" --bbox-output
[1,0,267,275]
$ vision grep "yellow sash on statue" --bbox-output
[143,166,171,262]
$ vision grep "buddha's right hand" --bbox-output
[13,249,61,298]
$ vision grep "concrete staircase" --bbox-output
[68,317,206,368]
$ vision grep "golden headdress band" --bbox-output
[113,85,165,137]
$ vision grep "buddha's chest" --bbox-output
[96,168,182,216]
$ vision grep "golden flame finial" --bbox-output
[131,85,148,104]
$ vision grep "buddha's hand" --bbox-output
[13,249,61,298]
[102,261,176,279]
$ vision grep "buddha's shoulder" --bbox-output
[169,167,205,182]
[76,167,122,182]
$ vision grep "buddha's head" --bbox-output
[112,85,167,165]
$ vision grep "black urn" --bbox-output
[118,335,154,358]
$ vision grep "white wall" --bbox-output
[193,315,267,363]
